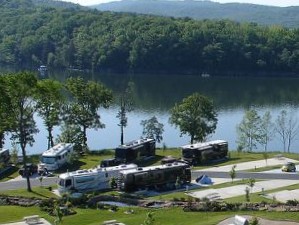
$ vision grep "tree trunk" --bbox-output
[120,125,124,145]
[0,132,4,148]
[21,144,32,192]
[190,135,194,144]
[47,126,54,149]
[83,126,88,152]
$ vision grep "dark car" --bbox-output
[19,163,38,177]
[281,162,296,172]
[100,158,122,168]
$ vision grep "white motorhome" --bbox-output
[57,164,137,193]
[38,143,74,172]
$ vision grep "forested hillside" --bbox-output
[1,0,299,75]
[33,0,85,9]
[95,0,299,28]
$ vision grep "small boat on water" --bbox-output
[201,72,210,78]
[38,65,47,77]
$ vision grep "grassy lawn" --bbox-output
[2,150,299,224]
[1,206,299,225]
[1,186,58,199]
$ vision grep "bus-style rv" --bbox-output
[38,143,74,172]
[118,162,191,192]
[115,138,156,163]
[181,140,228,165]
[101,138,156,167]
[0,148,10,167]
[57,164,137,193]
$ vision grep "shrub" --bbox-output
[286,199,299,206]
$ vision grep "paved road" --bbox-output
[0,170,298,192]
[192,170,299,180]
[0,177,58,191]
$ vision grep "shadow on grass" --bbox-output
[31,189,52,198]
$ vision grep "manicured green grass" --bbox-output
[1,186,58,199]
[0,206,52,224]
[1,206,299,225]
[55,150,115,174]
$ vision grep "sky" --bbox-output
[62,0,299,7]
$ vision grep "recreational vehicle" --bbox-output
[181,140,228,165]
[118,162,191,192]
[38,143,74,172]
[0,148,10,167]
[115,138,156,163]
[57,164,138,193]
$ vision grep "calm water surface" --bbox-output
[4,71,299,154]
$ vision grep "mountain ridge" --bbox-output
[91,0,299,28]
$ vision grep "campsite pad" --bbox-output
[218,216,299,225]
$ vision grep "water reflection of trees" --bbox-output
[48,70,299,112]
[94,73,299,112]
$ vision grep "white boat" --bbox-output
[38,65,47,76]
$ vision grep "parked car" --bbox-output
[281,162,296,172]
[100,158,122,168]
[19,163,38,176]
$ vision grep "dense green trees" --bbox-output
[35,79,64,149]
[169,93,217,144]
[237,109,299,152]
[141,116,164,143]
[2,0,299,75]
[64,77,113,152]
[5,72,39,192]
[236,109,262,152]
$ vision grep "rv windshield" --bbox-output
[42,157,56,164]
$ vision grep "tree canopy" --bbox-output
[1,0,299,75]
[64,77,113,151]
[169,93,217,144]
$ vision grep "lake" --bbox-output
[4,71,299,154]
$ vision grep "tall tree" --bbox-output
[169,93,217,144]
[236,109,261,152]
[0,76,13,148]
[35,79,64,149]
[276,110,299,152]
[259,111,275,151]
[6,72,39,192]
[140,116,164,143]
[116,82,134,145]
[56,122,84,154]
[64,77,113,151]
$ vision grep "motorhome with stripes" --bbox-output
[57,164,138,193]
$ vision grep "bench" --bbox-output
[23,215,40,225]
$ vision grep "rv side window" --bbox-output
[65,179,72,187]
